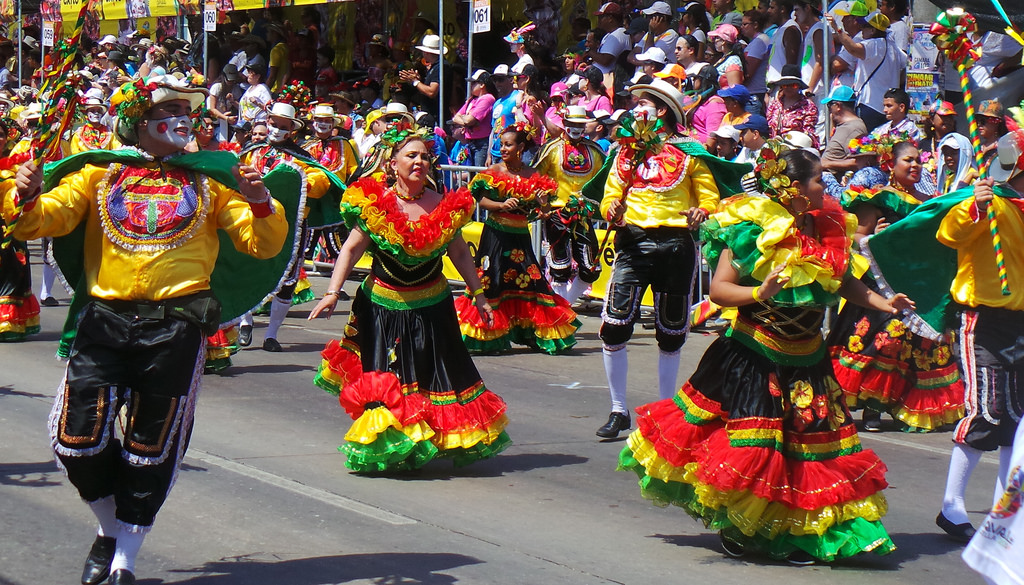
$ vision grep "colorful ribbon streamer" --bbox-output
[932,8,1010,295]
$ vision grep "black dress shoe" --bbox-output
[238,324,253,347]
[262,337,282,352]
[108,569,136,585]
[936,511,976,543]
[596,411,631,438]
[719,532,746,559]
[862,408,882,432]
[42,296,59,307]
[80,535,116,585]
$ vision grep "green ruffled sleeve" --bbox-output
[841,187,920,219]
[469,177,502,202]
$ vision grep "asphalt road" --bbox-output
[0,263,998,585]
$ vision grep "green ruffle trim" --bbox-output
[702,218,841,308]
[470,179,502,202]
[618,449,895,562]
[842,187,919,218]
[0,325,40,342]
[313,367,341,396]
[340,205,460,266]
[340,427,440,473]
[203,356,232,374]
[463,323,580,355]
[340,429,511,473]
[292,286,316,306]
[726,328,826,367]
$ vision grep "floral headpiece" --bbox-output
[501,121,539,144]
[848,131,914,173]
[278,81,312,112]
[754,139,802,206]
[380,120,435,152]
[503,22,535,45]
[109,78,158,129]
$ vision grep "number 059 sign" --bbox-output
[472,0,490,34]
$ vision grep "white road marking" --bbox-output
[859,433,998,465]
[187,450,417,526]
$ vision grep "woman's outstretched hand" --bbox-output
[308,296,338,320]
[886,293,915,314]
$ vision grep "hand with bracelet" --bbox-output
[751,263,790,305]
[470,285,495,328]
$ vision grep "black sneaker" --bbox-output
[596,411,631,438]
[936,511,976,543]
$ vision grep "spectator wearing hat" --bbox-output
[487,64,520,165]
[239,57,272,125]
[920,101,960,185]
[634,47,669,78]
[208,64,244,142]
[588,2,630,87]
[542,82,570,138]
[829,0,870,91]
[709,124,740,159]
[629,1,679,70]
[734,114,770,193]
[740,9,771,114]
[70,90,116,154]
[677,2,711,41]
[718,84,751,130]
[765,64,819,148]
[593,78,747,439]
[578,65,612,114]
[690,66,727,144]
[708,24,744,87]
[829,10,907,133]
[453,69,496,167]
[764,0,800,85]
[587,109,616,152]
[821,85,868,175]
[503,22,536,73]
[400,34,453,126]
[977,99,1007,173]
[533,105,608,303]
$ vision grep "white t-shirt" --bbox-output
[855,35,907,113]
[636,29,679,64]
[596,28,630,75]
[766,19,799,84]
[744,32,771,94]
[835,32,863,91]
[887,18,910,53]
[801,21,826,98]
[239,83,273,124]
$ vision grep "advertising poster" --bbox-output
[908,23,943,120]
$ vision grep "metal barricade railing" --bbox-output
[440,164,488,221]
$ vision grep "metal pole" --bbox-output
[203,29,209,80]
[822,2,831,138]
[437,0,444,126]
[17,0,22,87]
[466,8,473,99]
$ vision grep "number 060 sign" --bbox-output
[472,0,490,34]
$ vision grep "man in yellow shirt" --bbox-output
[4,76,288,585]
[594,79,746,438]
[932,129,1024,543]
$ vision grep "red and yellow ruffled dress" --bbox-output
[0,159,40,341]
[204,326,240,374]
[827,186,964,431]
[455,169,580,355]
[619,196,895,562]
[314,177,510,472]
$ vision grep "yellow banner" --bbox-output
[101,0,127,20]
[59,0,89,20]
[230,0,265,10]
[148,0,179,16]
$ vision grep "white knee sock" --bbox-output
[88,496,119,538]
[658,350,681,400]
[942,443,983,524]
[240,311,253,327]
[551,281,569,300]
[110,528,145,574]
[40,263,56,299]
[265,298,290,340]
[603,346,628,414]
[567,278,590,304]
[995,445,1014,506]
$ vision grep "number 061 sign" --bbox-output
[472,0,490,34]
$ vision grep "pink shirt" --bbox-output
[691,96,726,144]
[579,93,612,114]
[457,94,496,140]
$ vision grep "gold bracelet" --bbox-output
[752,287,763,302]
[324,290,341,298]
[471,287,485,297]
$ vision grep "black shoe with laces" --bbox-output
[596,411,631,438]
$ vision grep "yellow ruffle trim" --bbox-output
[627,432,888,538]
[0,317,40,334]
[460,319,578,341]
[345,408,438,444]
[433,414,510,450]
[715,197,856,293]
[891,405,965,432]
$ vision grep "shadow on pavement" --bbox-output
[220,363,317,376]
[147,552,481,585]
[0,385,52,400]
[358,453,590,482]
[882,531,968,564]
[0,460,62,488]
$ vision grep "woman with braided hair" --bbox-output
[619,142,913,564]
[309,125,510,473]
[455,122,581,355]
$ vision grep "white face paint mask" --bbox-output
[267,126,290,143]
[631,105,658,122]
[145,114,192,150]
[313,121,333,135]
[565,126,585,141]
[87,111,104,124]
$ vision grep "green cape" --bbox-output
[863,184,1020,338]
[580,138,752,204]
[44,149,325,356]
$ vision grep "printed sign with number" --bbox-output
[472,0,490,34]
[42,21,55,47]
[204,1,217,32]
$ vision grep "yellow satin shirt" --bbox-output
[241,145,334,217]
[1,163,288,302]
[533,138,606,209]
[937,196,1024,310]
[599,142,720,229]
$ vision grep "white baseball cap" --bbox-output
[642,1,672,16]
[100,34,118,45]
[711,125,740,141]
[492,64,511,77]
[990,129,1024,183]
[636,47,668,65]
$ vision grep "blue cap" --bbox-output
[734,114,770,136]
[822,85,856,104]
[718,84,750,102]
